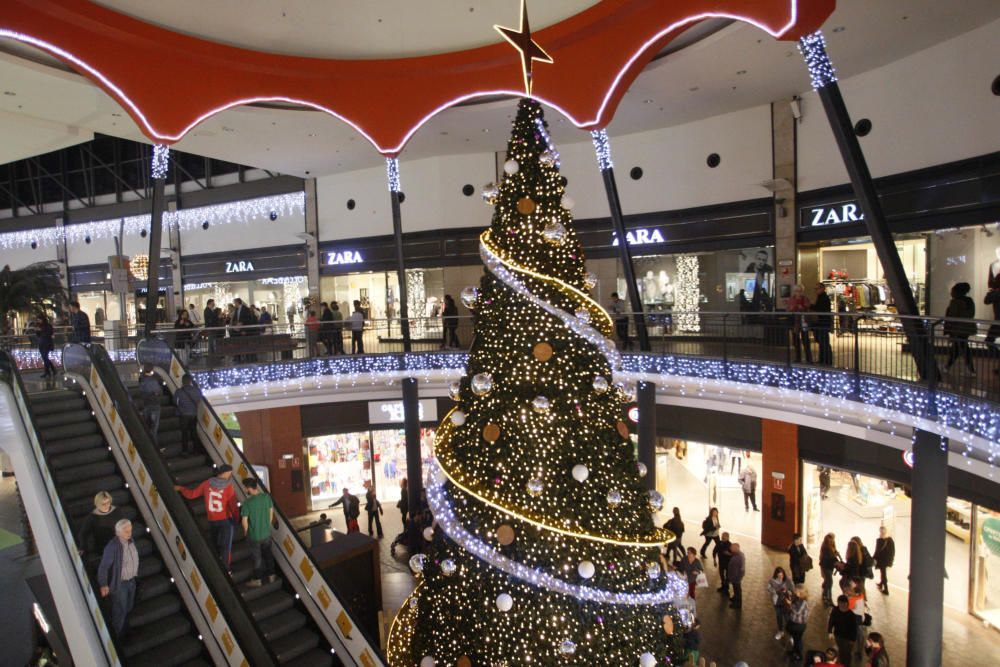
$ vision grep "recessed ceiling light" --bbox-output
[643,99,653,104]
[111,112,121,117]
[832,26,846,33]
[307,133,316,137]
[689,86,699,92]
[736,70,747,75]
[3,91,16,96]
[222,126,234,132]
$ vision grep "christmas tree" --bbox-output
[387,98,687,667]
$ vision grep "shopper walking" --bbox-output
[714,531,733,596]
[350,300,365,354]
[329,487,361,533]
[787,284,814,363]
[97,519,139,638]
[36,314,56,378]
[138,364,162,444]
[610,292,629,350]
[364,483,384,538]
[828,594,861,664]
[68,301,92,344]
[865,632,890,667]
[788,532,811,584]
[873,526,895,595]
[727,543,746,609]
[944,282,977,375]
[176,464,238,567]
[78,491,126,564]
[699,507,721,559]
[738,463,759,511]
[330,302,345,354]
[767,566,793,640]
[320,302,335,355]
[812,283,833,365]
[174,373,202,456]
[677,547,704,599]
[842,537,874,594]
[397,478,409,525]
[305,310,320,356]
[441,294,461,348]
[786,584,810,662]
[240,478,275,587]
[820,533,842,606]
[664,507,685,562]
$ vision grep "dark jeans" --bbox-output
[666,539,684,563]
[39,344,56,375]
[248,537,275,581]
[878,565,889,590]
[700,535,720,558]
[787,621,806,656]
[351,330,364,354]
[792,327,813,363]
[718,561,729,593]
[179,414,198,454]
[367,510,384,537]
[332,329,344,354]
[730,581,742,608]
[615,319,630,349]
[442,322,460,348]
[209,519,234,567]
[821,567,835,603]
[142,404,161,443]
[946,336,974,371]
[814,328,833,365]
[743,487,758,511]
[835,637,855,667]
[111,578,137,637]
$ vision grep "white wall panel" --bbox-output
[0,243,58,270]
[178,210,306,255]
[66,230,168,267]
[799,19,1000,191]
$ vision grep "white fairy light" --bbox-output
[674,255,701,333]
[534,117,560,169]
[151,144,170,180]
[798,31,837,90]
[386,157,401,193]
[590,129,613,171]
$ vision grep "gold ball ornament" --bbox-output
[496,524,516,546]
[662,614,674,635]
[533,342,554,362]
[516,197,536,215]
[617,421,630,439]
[483,423,501,443]
[457,657,472,667]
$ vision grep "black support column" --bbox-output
[591,130,650,352]
[636,381,656,491]
[907,427,947,667]
[144,145,169,338]
[387,158,412,351]
[402,378,422,544]
[798,32,927,376]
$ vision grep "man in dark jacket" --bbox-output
[363,482,384,538]
[329,488,361,533]
[812,284,833,365]
[320,302,335,355]
[873,526,895,595]
[714,531,733,595]
[97,519,139,638]
[827,594,860,661]
[174,373,202,456]
[68,301,92,344]
[727,542,746,609]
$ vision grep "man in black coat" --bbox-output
[873,526,895,595]
[714,531,733,596]
[328,488,360,533]
[812,283,833,365]
[363,483,384,538]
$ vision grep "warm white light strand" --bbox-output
[674,255,701,333]
[387,157,401,193]
[798,31,837,89]
[591,129,614,171]
[151,144,170,180]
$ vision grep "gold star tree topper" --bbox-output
[494,0,554,96]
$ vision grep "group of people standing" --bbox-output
[786,282,836,365]
[305,299,367,356]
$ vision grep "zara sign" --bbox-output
[611,228,666,246]
[326,250,364,266]
[801,200,865,229]
[225,260,256,273]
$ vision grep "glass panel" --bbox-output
[371,427,437,504]
[973,506,1000,628]
[307,432,371,510]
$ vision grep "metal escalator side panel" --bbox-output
[0,357,119,667]
[137,338,386,667]
[73,343,279,667]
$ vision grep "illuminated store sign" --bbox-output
[801,200,864,228]
[368,398,438,424]
[611,228,666,246]
[225,260,256,273]
[326,250,364,266]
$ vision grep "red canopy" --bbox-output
[1,0,834,155]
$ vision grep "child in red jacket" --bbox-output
[176,464,238,566]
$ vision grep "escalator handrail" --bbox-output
[70,343,281,667]
[137,338,387,667]
[0,351,121,667]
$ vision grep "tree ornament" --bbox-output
[637,462,648,478]
[646,561,662,579]
[496,593,514,612]
[420,657,436,667]
[441,559,458,577]
[542,221,567,245]
[516,197,536,215]
[460,286,478,310]
[648,489,664,512]
[527,478,544,496]
[457,657,472,667]
[481,182,499,204]
[607,489,622,508]
[496,524,516,546]
[539,150,557,167]
[662,614,674,635]
[409,554,427,573]
[449,381,462,401]
[639,652,656,667]
[503,159,520,175]
[577,560,596,579]
[617,382,637,402]
[583,271,598,290]
[482,423,501,443]
[532,396,551,413]
[451,410,467,426]
[471,373,494,396]
[561,194,575,210]
[572,464,589,482]
[575,309,592,324]
[559,640,578,656]
[617,421,630,439]
[409,597,419,610]
[423,527,435,541]
[532,342,554,361]
[593,376,610,394]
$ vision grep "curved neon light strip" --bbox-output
[426,479,687,604]
[480,232,620,369]
[434,413,669,548]
[0,2,800,154]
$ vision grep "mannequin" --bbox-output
[643,270,659,303]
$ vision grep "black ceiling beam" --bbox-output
[81,144,146,201]
[0,179,38,216]
[169,154,207,190]
[28,156,90,209]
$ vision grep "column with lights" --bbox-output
[591,130,651,352]
[387,98,686,667]
[387,157,412,351]
[797,32,928,375]
[144,144,169,337]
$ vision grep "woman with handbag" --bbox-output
[788,532,811,584]
[767,567,793,640]
[677,547,705,599]
[819,533,842,606]
[699,507,721,561]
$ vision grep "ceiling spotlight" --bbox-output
[736,70,747,75]
[643,99,653,104]
[832,26,846,33]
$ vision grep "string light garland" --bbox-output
[798,30,838,90]
[591,129,614,171]
[674,255,701,333]
[151,144,170,180]
[387,157,402,193]
[0,191,305,250]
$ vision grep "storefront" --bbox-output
[181,245,307,325]
[972,506,1000,629]
[304,398,440,510]
[70,260,173,328]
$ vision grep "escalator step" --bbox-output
[258,608,307,641]
[29,389,80,405]
[238,576,284,602]
[135,574,171,601]
[35,410,94,428]
[30,397,88,415]
[52,460,117,485]
[137,555,163,578]
[38,421,99,441]
[165,454,210,473]
[271,627,321,664]
[122,615,196,661]
[175,466,214,486]
[283,647,335,667]
[43,433,104,456]
[49,446,109,469]
[129,592,182,627]
[60,474,123,501]
[247,590,295,621]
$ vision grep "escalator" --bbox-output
[133,381,337,667]
[27,385,210,666]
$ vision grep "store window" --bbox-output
[307,427,436,510]
[973,506,1000,630]
[183,276,308,325]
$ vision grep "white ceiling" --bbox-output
[0,0,998,176]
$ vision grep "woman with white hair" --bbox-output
[78,490,126,561]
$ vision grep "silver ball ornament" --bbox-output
[495,593,514,612]
[648,489,664,512]
[527,478,544,496]
[583,271,598,290]
[647,561,661,579]
[571,464,589,482]
[593,376,609,394]
[637,462,648,478]
[409,554,427,573]
[440,559,458,577]
[561,194,575,210]
[450,410,467,426]
[539,150,557,167]
[575,309,591,324]
[471,373,493,396]
[542,221,567,246]
[577,561,595,579]
[532,396,550,413]
[560,640,578,656]
[607,489,622,508]
[460,286,478,310]
[449,381,462,401]
[503,159,519,175]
